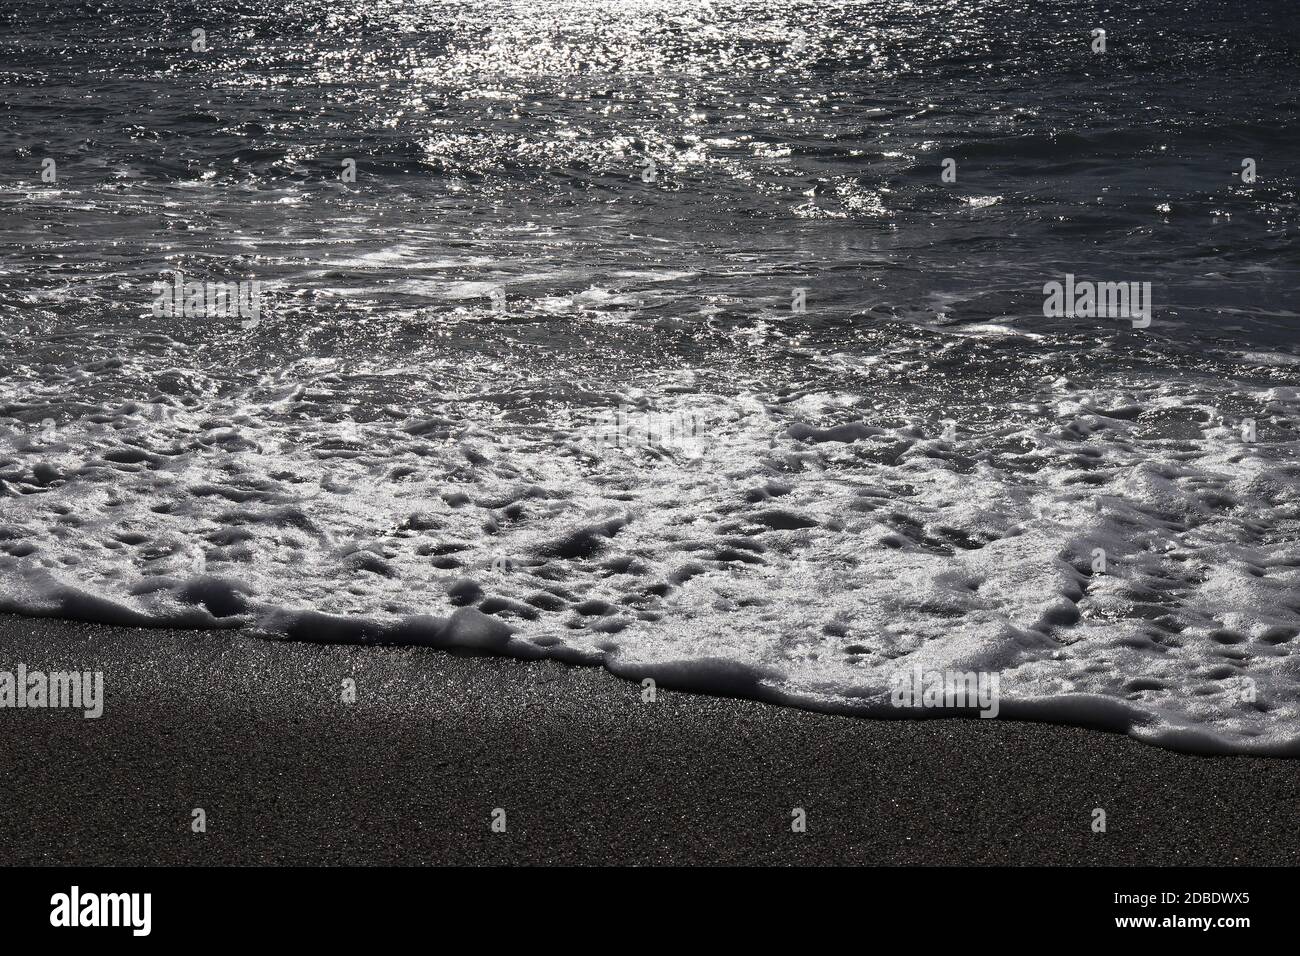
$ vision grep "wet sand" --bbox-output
[0,613,1296,866]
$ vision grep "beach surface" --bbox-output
[1,613,1296,866]
[4,0,1300,759]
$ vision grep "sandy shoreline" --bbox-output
[0,613,1296,866]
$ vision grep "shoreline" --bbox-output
[1,613,1297,866]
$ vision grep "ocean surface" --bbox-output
[1,0,1298,753]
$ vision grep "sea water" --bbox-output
[1,0,1298,753]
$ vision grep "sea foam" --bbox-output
[2,332,1297,756]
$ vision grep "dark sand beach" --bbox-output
[1,614,1296,867]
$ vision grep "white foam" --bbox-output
[2,356,1298,755]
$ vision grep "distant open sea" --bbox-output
[1,0,1298,753]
